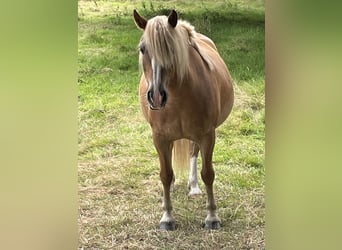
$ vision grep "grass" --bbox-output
[78,0,265,249]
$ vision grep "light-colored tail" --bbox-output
[172,139,190,176]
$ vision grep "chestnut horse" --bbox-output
[133,9,234,230]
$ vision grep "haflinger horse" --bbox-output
[133,9,234,230]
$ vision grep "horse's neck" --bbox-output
[190,38,214,71]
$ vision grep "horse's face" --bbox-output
[134,10,178,110]
[139,41,168,110]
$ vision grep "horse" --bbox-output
[133,9,234,230]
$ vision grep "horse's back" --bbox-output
[191,35,234,128]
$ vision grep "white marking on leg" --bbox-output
[204,185,221,229]
[160,211,174,223]
[188,156,202,195]
[160,191,175,230]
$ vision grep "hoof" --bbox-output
[160,221,176,231]
[204,220,221,230]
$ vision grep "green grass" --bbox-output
[78,0,264,248]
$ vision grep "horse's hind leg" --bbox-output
[188,141,202,196]
[153,134,176,230]
[199,131,221,229]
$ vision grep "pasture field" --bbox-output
[78,0,265,249]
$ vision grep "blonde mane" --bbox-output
[140,16,213,82]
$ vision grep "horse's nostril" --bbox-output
[147,90,153,104]
[147,88,167,109]
[161,90,167,107]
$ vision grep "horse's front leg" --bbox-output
[152,134,176,230]
[199,130,221,230]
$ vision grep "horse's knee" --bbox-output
[160,169,174,186]
[201,166,215,185]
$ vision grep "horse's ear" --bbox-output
[168,10,178,28]
[133,9,147,30]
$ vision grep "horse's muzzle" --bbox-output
[147,89,167,110]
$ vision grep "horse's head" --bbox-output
[133,9,181,110]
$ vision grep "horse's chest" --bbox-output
[148,110,211,140]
